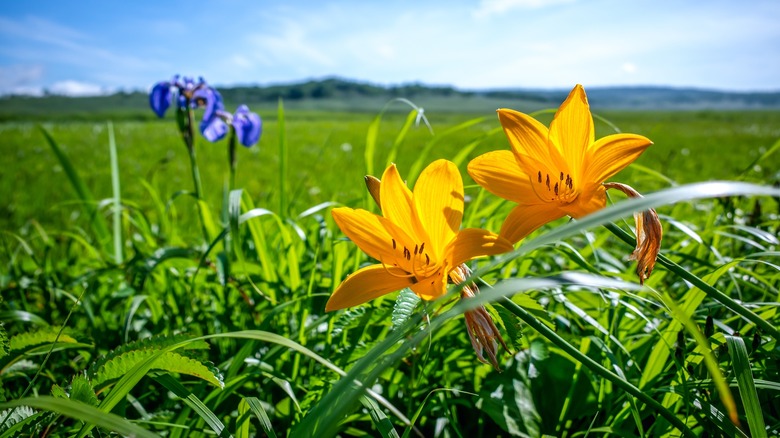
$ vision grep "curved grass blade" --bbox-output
[241,397,277,438]
[725,335,767,437]
[0,396,157,438]
[155,373,230,438]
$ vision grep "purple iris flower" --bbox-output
[194,87,229,142]
[232,105,262,147]
[211,105,262,147]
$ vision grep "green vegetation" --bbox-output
[1,97,779,436]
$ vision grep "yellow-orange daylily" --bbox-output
[326,159,513,312]
[468,84,654,244]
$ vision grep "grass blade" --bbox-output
[242,397,278,438]
[0,396,157,438]
[107,121,122,264]
[725,335,767,437]
[154,373,230,438]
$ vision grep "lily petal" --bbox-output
[499,203,566,244]
[448,228,514,267]
[563,183,607,218]
[325,264,414,311]
[409,270,448,301]
[548,84,593,180]
[467,150,536,205]
[413,160,463,258]
[332,207,407,263]
[583,133,653,184]
[380,164,421,240]
[497,108,553,167]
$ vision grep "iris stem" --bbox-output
[177,103,210,242]
[604,222,780,341]
[228,128,237,193]
[498,297,696,437]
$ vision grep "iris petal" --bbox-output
[325,264,414,311]
[233,105,262,147]
[149,82,172,118]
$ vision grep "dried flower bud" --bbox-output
[450,264,509,371]
[604,182,663,284]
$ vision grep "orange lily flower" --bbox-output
[468,84,661,282]
[468,84,653,242]
[326,159,513,311]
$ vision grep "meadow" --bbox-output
[0,98,779,437]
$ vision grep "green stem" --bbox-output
[228,128,237,193]
[605,222,780,341]
[177,103,209,242]
[499,297,696,437]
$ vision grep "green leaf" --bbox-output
[69,376,98,407]
[478,349,541,436]
[242,397,277,438]
[154,373,229,438]
[391,289,419,330]
[1,396,157,438]
[92,349,223,390]
[725,335,767,437]
[360,395,400,438]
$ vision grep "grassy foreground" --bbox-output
[1,103,779,437]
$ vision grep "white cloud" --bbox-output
[621,62,637,74]
[473,0,576,18]
[49,80,109,96]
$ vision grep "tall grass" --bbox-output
[0,103,779,437]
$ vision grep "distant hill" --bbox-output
[1,77,779,121]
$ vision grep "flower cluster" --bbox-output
[327,84,663,369]
[149,75,262,147]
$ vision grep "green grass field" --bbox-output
[1,102,779,437]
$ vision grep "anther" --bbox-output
[560,171,564,180]
[414,244,419,255]
[537,171,542,183]
[425,254,430,264]
[545,174,551,190]
[419,242,425,253]
[554,182,559,195]
[392,239,396,249]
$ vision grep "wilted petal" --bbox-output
[326,264,414,311]
[149,82,172,118]
[603,182,663,284]
[233,105,262,147]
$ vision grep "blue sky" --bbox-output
[1,0,779,96]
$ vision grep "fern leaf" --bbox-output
[0,323,8,359]
[8,327,81,352]
[331,306,366,337]
[88,334,209,376]
[92,349,223,390]
[0,406,35,433]
[392,289,419,330]
[70,375,99,407]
